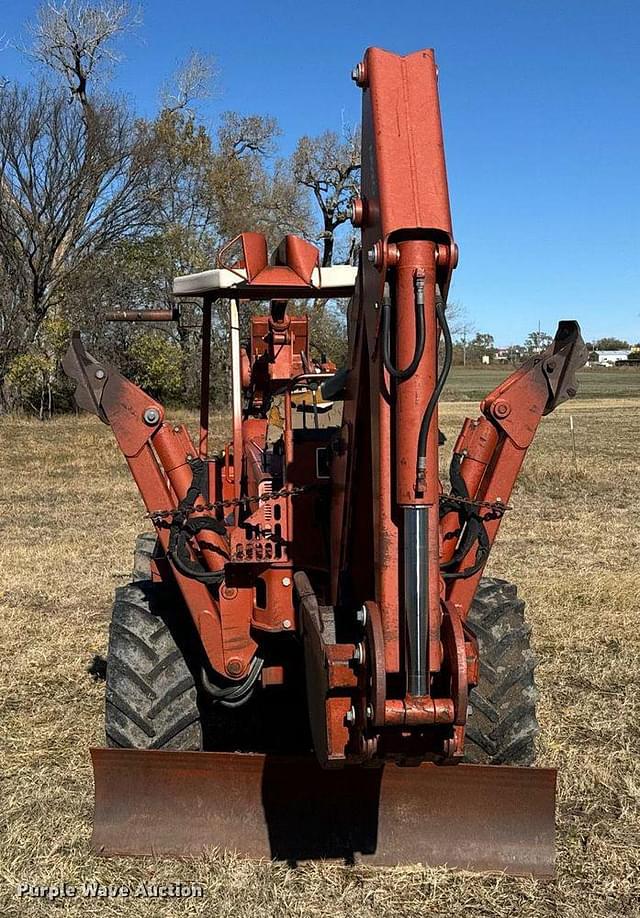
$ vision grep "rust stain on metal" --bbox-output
[91,749,556,876]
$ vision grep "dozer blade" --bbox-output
[91,749,556,876]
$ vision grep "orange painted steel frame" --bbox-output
[65,46,586,767]
[327,47,584,762]
[331,49,459,740]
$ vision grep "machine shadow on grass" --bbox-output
[201,660,382,865]
[89,601,383,865]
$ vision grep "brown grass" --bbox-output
[1,394,639,917]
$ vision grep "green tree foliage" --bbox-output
[209,111,310,246]
[5,316,71,417]
[524,330,553,353]
[468,332,496,363]
[127,333,183,401]
[5,354,51,413]
[305,303,348,369]
[593,337,629,350]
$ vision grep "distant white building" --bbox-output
[494,347,525,363]
[591,349,630,366]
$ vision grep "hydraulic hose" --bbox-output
[439,451,492,580]
[200,655,264,707]
[168,517,227,584]
[382,272,426,381]
[416,286,452,492]
[441,520,490,580]
[165,457,228,584]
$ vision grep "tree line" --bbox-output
[0,1,359,417]
[3,4,629,417]
[449,330,636,367]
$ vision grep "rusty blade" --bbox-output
[91,749,556,876]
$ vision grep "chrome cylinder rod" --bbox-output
[230,297,242,503]
[403,505,429,696]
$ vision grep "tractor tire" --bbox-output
[105,581,203,750]
[132,531,157,581]
[464,577,539,765]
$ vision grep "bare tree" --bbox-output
[0,0,155,400]
[218,112,280,158]
[28,0,138,105]
[210,113,310,245]
[0,83,154,390]
[161,51,217,114]
[446,300,471,340]
[449,309,476,367]
[291,128,360,266]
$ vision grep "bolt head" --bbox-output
[143,407,160,425]
[282,576,291,587]
[493,400,510,419]
[366,703,374,721]
[367,247,377,264]
[282,619,292,630]
[356,605,367,626]
[94,368,105,380]
[351,61,367,87]
[226,658,243,676]
[345,706,356,726]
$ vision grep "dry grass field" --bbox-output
[1,369,639,917]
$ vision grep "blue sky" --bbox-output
[1,0,639,345]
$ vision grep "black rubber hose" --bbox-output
[168,530,225,583]
[168,517,228,584]
[441,519,491,580]
[440,451,478,571]
[382,273,426,381]
[440,515,482,571]
[448,451,468,499]
[200,655,264,706]
[416,286,452,491]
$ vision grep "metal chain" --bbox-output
[441,494,511,514]
[148,485,509,522]
[147,484,316,522]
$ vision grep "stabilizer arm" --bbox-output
[62,333,258,680]
[440,321,589,616]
